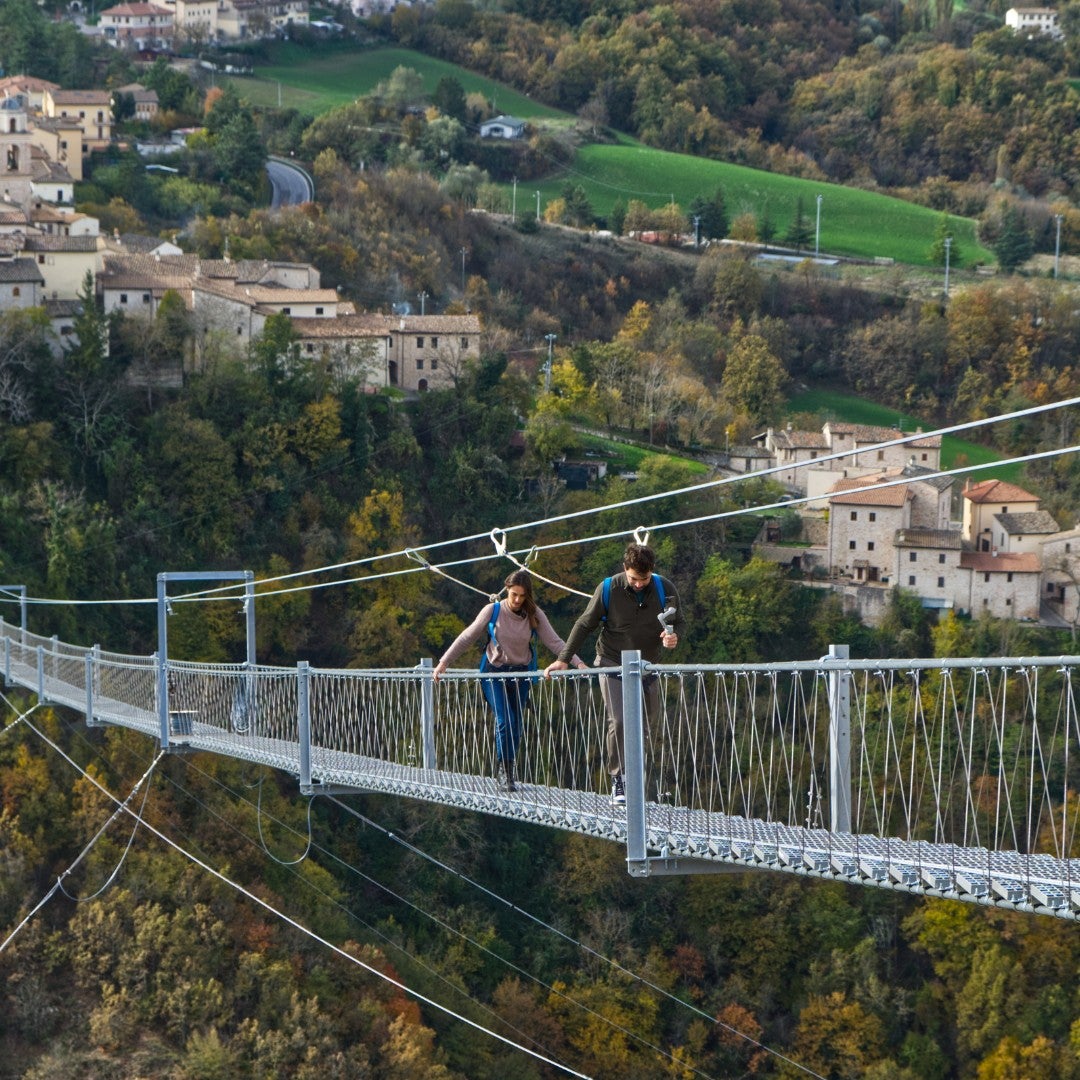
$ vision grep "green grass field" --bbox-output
[787,389,1021,483]
[228,42,566,120]
[231,42,993,268]
[535,146,991,266]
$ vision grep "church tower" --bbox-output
[0,94,35,208]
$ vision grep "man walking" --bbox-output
[545,542,682,803]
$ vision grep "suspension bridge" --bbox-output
[4,587,1080,922]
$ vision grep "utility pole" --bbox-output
[535,190,541,221]
[815,194,823,258]
[693,215,701,249]
[512,176,517,222]
[460,247,467,294]
[1055,214,1063,279]
[544,333,556,392]
[417,291,428,315]
[944,236,952,300]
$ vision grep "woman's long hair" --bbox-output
[504,569,539,628]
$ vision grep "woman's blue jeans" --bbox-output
[480,664,531,763]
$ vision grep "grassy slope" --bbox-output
[787,389,1021,483]
[231,42,566,119]
[232,44,993,267]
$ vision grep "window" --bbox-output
[908,575,916,586]
[869,512,876,522]
[1007,572,1013,583]
[11,287,18,298]
[877,450,884,460]
[282,307,291,315]
[850,511,857,521]
[416,336,424,348]
[430,336,438,347]
[237,327,243,335]
[37,255,45,264]
[921,452,928,461]
[1002,506,1008,513]
[984,572,991,583]
[849,540,856,550]
[120,293,128,304]
[867,541,875,551]
[431,357,438,370]
[938,553,946,564]
[937,576,945,588]
[416,357,424,370]
[909,552,917,562]
[1006,598,1012,606]
[142,293,150,304]
[305,343,314,353]
[315,306,324,315]
[461,336,468,348]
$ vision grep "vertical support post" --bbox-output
[51,636,58,680]
[37,645,45,703]
[157,573,170,749]
[3,635,10,687]
[420,658,436,769]
[623,649,650,877]
[828,643,852,834]
[85,652,95,727]
[297,660,311,789]
[243,571,256,667]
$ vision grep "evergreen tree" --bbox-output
[689,186,729,240]
[783,196,813,250]
[929,213,962,267]
[994,205,1034,272]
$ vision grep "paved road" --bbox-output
[267,156,314,208]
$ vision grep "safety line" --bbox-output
[13,715,596,1080]
[0,748,164,952]
[3,394,1080,611]
[330,798,827,1080]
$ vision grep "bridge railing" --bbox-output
[4,619,1080,873]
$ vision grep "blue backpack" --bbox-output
[601,574,666,623]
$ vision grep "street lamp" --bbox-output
[543,333,556,392]
[815,194,823,258]
[944,236,952,300]
[1055,214,1063,279]
[417,290,428,315]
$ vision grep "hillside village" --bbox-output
[0,76,480,392]
[2,42,1080,634]
[743,422,1080,629]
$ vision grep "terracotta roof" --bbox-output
[825,421,942,448]
[0,258,44,283]
[994,511,1060,535]
[43,298,83,316]
[100,252,201,283]
[192,278,339,305]
[0,75,60,94]
[959,551,1042,573]
[49,90,112,105]
[828,472,911,506]
[20,235,99,253]
[100,3,173,16]
[0,210,28,226]
[893,528,965,549]
[963,478,1038,504]
[773,429,829,450]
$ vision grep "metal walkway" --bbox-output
[4,617,1080,920]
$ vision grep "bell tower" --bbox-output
[0,94,34,208]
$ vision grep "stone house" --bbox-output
[957,551,1042,620]
[42,90,113,154]
[99,3,175,50]
[0,255,45,309]
[962,478,1041,552]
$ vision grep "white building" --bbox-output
[1005,7,1063,38]
[962,478,1041,552]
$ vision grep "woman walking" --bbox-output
[433,571,585,791]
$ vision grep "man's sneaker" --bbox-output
[611,774,625,804]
